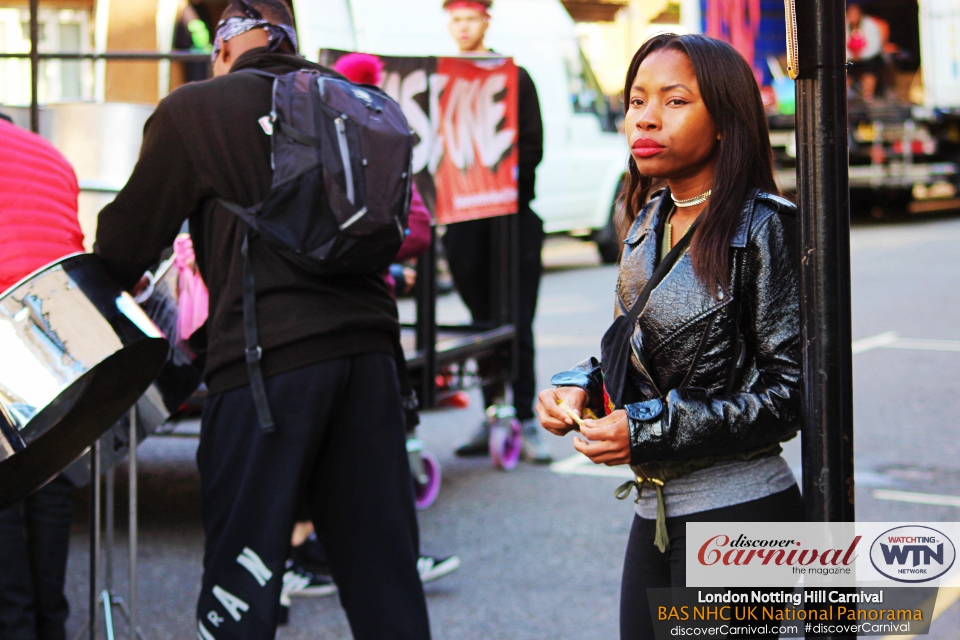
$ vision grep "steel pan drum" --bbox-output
[0,254,169,508]
[61,276,204,486]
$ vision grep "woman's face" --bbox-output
[624,49,720,186]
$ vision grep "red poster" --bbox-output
[319,50,520,224]
[432,57,519,224]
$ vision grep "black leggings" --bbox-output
[620,485,804,640]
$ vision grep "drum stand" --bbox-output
[83,407,146,640]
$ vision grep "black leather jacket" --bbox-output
[551,189,801,465]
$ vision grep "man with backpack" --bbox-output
[95,1,430,637]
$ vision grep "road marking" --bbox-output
[872,489,960,508]
[852,332,898,353]
[887,338,960,352]
[550,452,634,479]
[882,587,960,640]
[853,332,960,354]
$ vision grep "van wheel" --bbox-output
[592,183,623,264]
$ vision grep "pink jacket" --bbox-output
[397,184,432,262]
[385,184,432,295]
[0,119,84,292]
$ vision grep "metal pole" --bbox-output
[788,7,856,636]
[128,407,139,640]
[101,589,116,640]
[345,0,360,51]
[28,0,39,133]
[415,227,438,409]
[790,0,855,526]
[90,441,101,640]
[105,466,115,592]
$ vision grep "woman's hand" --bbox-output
[535,387,588,436]
[573,410,631,466]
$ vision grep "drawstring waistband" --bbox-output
[616,469,669,552]
[614,442,784,554]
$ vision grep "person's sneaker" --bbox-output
[454,420,490,457]
[417,555,461,583]
[282,563,337,600]
[291,533,330,575]
[520,419,553,464]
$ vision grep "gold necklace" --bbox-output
[671,189,712,208]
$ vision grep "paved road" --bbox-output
[62,214,960,639]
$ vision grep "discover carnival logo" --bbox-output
[869,526,956,583]
[696,534,861,574]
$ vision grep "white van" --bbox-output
[293,0,628,261]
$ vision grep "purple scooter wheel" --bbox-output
[413,451,442,509]
[489,418,522,471]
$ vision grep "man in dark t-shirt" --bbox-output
[442,0,551,463]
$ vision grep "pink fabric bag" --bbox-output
[173,234,209,343]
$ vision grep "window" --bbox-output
[0,9,92,106]
[562,41,617,133]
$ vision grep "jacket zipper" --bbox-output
[679,314,717,388]
[630,338,661,397]
[269,77,279,170]
[334,116,355,205]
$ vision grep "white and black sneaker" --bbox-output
[282,563,337,600]
[417,555,461,583]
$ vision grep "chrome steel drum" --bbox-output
[0,254,169,508]
[61,276,204,486]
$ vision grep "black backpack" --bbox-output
[218,67,415,432]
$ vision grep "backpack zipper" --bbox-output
[334,116,355,205]
[269,77,279,170]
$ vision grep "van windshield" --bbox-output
[563,44,617,133]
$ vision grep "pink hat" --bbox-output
[444,0,492,14]
[333,53,384,86]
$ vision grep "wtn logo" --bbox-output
[879,543,944,566]
[870,526,956,583]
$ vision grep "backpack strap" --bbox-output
[391,335,419,431]
[276,122,323,148]
[234,68,323,148]
[241,232,276,432]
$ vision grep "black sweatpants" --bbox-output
[0,475,72,640]
[620,485,804,640]
[442,207,545,420]
[195,352,430,639]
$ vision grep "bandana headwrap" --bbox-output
[211,0,298,64]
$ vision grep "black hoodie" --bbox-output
[95,48,397,395]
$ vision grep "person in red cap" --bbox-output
[441,0,551,463]
[0,111,84,640]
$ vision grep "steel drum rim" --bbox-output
[0,254,169,508]
[0,251,85,298]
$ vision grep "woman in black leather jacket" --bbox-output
[536,34,803,639]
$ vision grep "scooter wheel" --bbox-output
[489,418,522,471]
[413,451,442,510]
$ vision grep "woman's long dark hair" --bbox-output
[617,34,778,291]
